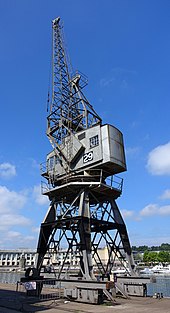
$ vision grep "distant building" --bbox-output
[0,249,36,268]
[0,247,124,270]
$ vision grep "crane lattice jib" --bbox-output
[47,17,102,151]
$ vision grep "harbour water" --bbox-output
[0,272,170,297]
[147,276,170,298]
[0,271,24,284]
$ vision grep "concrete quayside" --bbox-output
[0,282,170,313]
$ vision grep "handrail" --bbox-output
[41,168,123,195]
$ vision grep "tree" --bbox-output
[158,251,170,263]
[160,243,170,251]
[150,246,159,251]
[132,243,170,252]
[132,245,149,252]
[133,253,143,261]
[147,252,158,263]
[143,250,149,263]
[143,251,159,263]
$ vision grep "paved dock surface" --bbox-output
[0,283,170,313]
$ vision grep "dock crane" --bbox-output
[25,17,136,303]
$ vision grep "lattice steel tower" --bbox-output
[36,17,135,280]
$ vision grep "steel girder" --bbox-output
[36,186,135,279]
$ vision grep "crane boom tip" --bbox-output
[52,17,60,28]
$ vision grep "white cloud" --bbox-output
[126,146,140,158]
[100,67,136,89]
[0,185,32,241]
[0,214,31,228]
[146,142,170,175]
[160,189,170,200]
[29,158,40,169]
[100,77,115,87]
[0,185,42,248]
[159,206,170,215]
[0,185,26,214]
[122,209,134,218]
[140,203,170,217]
[31,227,40,233]
[131,121,139,129]
[0,231,36,248]
[33,184,49,205]
[0,162,16,179]
[140,204,158,216]
[6,231,21,239]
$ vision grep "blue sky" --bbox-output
[1,0,170,249]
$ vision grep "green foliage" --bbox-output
[133,253,143,261]
[143,250,149,263]
[160,243,170,251]
[158,251,170,263]
[148,252,159,262]
[132,245,149,252]
[132,243,170,263]
[132,243,170,253]
[142,250,170,263]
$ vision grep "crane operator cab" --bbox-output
[42,123,126,188]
